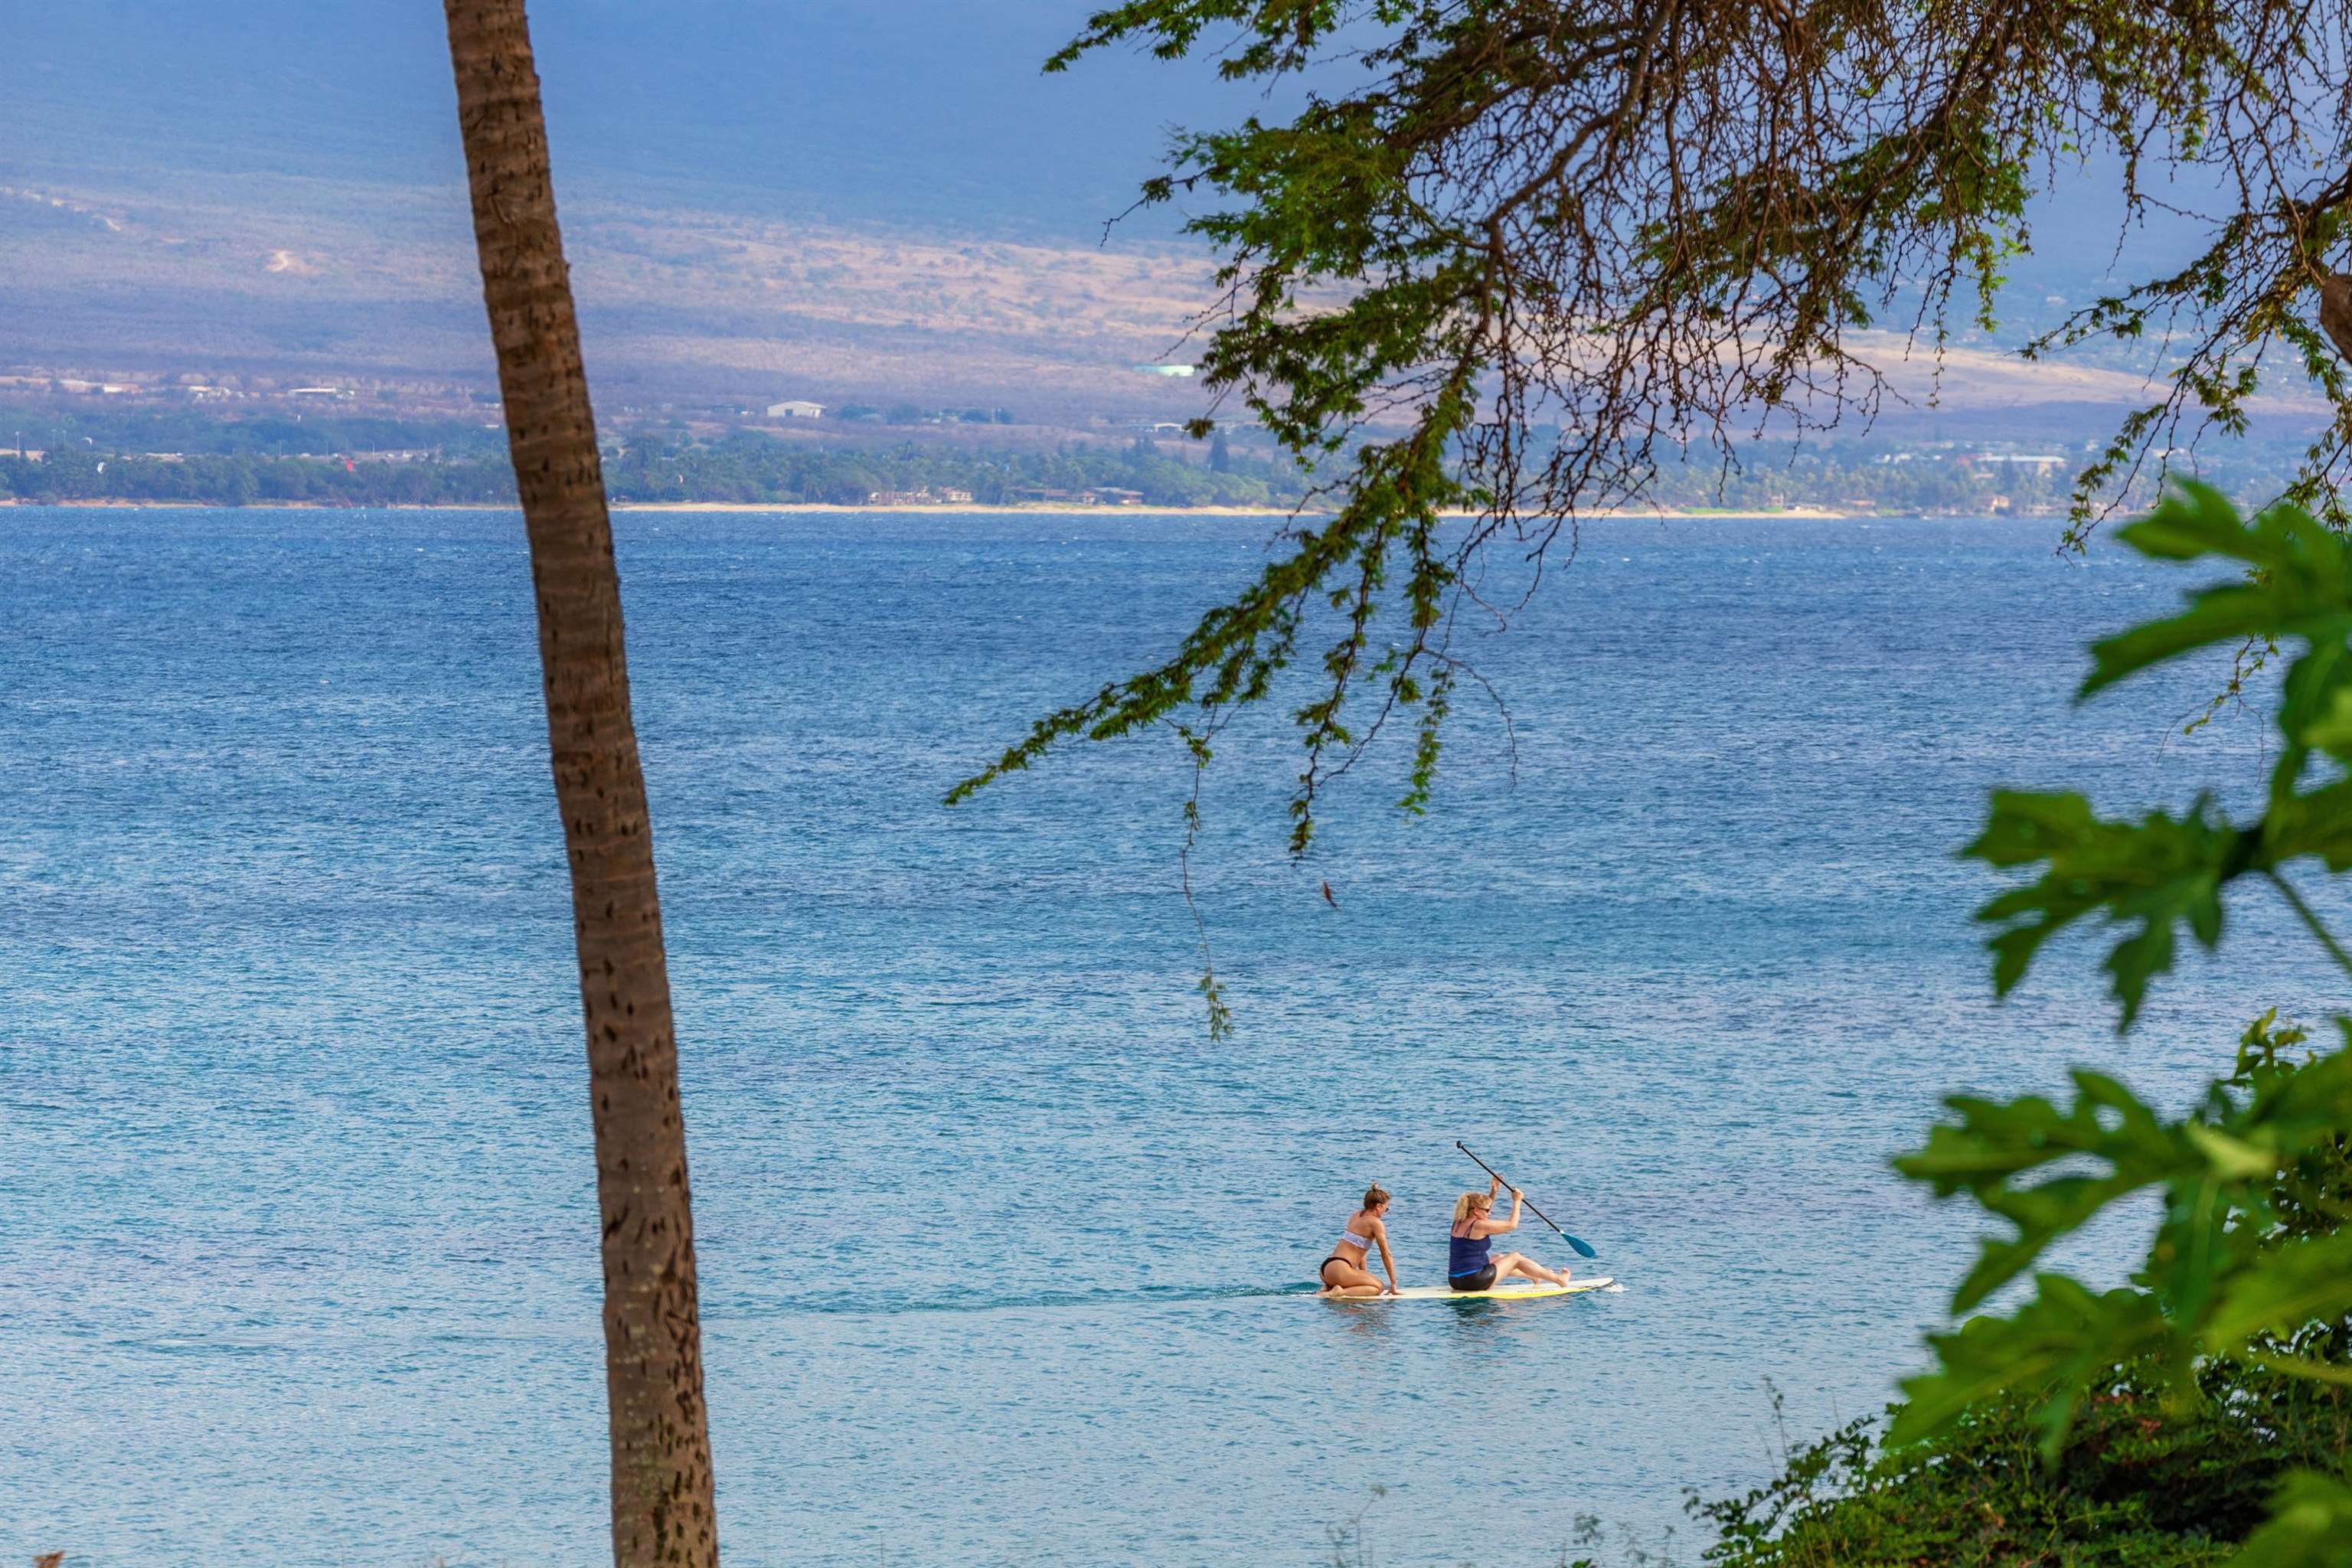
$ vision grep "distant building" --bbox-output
[766,400,825,419]
[1134,364,1195,377]
[287,386,355,400]
[864,487,975,507]
[1012,486,1149,507]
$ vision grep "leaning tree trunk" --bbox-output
[441,5,719,1565]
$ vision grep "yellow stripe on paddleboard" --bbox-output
[1324,1276,1613,1302]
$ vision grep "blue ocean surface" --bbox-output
[0,505,2328,1566]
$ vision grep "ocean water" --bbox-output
[1,505,2330,1567]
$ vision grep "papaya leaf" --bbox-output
[1893,1036,2352,1469]
[1934,486,2352,1547]
[1974,492,2352,1027]
[1897,1071,2189,1311]
[2263,778,2352,873]
[2269,638,2352,789]
[1964,792,2240,1028]
[2243,1037,2352,1143]
[2102,479,2271,566]
[2294,672,2352,759]
[1890,1277,2180,1464]
[2203,1229,2352,1354]
[2089,487,2352,700]
[2232,1470,2352,1568]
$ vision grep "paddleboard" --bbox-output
[1323,1276,1613,1302]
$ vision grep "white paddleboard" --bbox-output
[1323,1276,1613,1302]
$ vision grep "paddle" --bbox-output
[1456,1141,1599,1258]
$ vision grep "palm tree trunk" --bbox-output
[440,5,718,1564]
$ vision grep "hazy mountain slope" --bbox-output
[0,172,1236,422]
[0,2,2310,430]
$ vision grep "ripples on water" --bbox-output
[0,507,2319,1565]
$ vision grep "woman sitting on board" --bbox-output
[1449,1176,1575,1293]
[1317,1184,1400,1298]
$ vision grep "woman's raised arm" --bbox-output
[1481,1190,1525,1236]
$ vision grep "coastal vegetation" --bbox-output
[600,432,1297,508]
[1694,1354,2349,1568]
[3,425,2324,515]
[0,410,1303,508]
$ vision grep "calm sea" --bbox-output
[1,506,2324,1566]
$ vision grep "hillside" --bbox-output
[1,172,1230,423]
[2,2,2331,441]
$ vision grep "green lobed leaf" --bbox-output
[1983,489,2352,1030]
[2232,1471,2352,1568]
[1963,792,2240,1029]
[1892,1036,2352,1474]
[2203,1228,2352,1354]
[1897,1071,2192,1311]
[1890,1277,2182,1464]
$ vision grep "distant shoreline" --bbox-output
[4,497,1863,520]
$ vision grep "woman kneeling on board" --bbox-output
[1449,1177,1574,1292]
[1317,1185,1400,1297]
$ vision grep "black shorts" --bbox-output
[1449,1265,1498,1292]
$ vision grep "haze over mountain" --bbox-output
[5,0,1267,233]
[0,1,2298,434]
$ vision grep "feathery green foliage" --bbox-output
[964,2,2352,881]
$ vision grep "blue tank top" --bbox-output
[1449,1227,1491,1279]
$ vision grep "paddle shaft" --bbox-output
[1455,1141,1579,1245]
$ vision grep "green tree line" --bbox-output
[3,430,2318,514]
[0,433,1302,508]
[600,433,1298,507]
[7,408,511,458]
[0,449,518,506]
